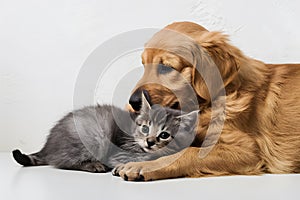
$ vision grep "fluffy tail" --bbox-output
[12,149,46,166]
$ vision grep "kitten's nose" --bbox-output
[129,89,151,111]
[146,138,156,148]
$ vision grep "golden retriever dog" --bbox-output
[114,21,300,181]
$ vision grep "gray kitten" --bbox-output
[12,94,198,173]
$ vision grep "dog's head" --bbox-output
[129,21,244,112]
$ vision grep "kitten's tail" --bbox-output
[12,149,47,166]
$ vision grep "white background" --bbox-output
[1,0,300,152]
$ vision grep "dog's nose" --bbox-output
[146,138,156,148]
[129,89,151,111]
[129,89,142,111]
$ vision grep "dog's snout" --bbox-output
[129,89,142,111]
[129,89,151,111]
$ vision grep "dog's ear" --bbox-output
[191,48,214,103]
[191,31,243,102]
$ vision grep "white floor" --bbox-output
[1,152,299,200]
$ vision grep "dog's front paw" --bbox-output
[117,162,146,181]
[115,161,165,181]
[112,164,124,176]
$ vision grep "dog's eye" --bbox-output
[157,64,173,74]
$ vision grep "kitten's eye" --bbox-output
[141,125,149,134]
[158,132,170,139]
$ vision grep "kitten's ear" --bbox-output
[140,91,151,114]
[176,110,199,131]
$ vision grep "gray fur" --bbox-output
[13,97,198,173]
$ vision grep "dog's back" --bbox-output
[254,64,300,173]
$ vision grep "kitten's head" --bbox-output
[133,93,198,153]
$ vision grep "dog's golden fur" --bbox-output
[117,21,300,181]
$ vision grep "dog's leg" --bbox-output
[113,131,263,181]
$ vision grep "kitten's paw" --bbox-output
[80,162,109,173]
